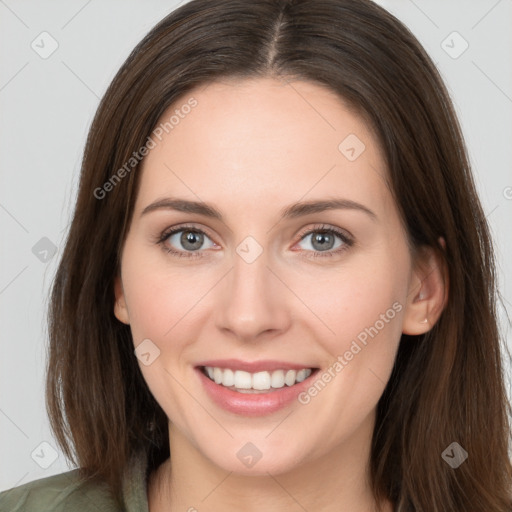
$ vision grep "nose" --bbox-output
[214,245,291,342]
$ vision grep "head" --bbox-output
[46,0,512,510]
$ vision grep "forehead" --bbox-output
[136,77,391,220]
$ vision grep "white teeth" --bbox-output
[222,368,234,387]
[213,367,223,385]
[252,371,271,390]
[234,370,252,389]
[203,366,313,390]
[296,369,309,382]
[284,369,296,386]
[271,370,285,388]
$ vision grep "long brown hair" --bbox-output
[46,0,512,509]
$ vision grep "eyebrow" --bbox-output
[141,197,377,221]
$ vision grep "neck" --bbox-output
[148,412,393,512]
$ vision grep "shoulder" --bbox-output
[0,469,120,512]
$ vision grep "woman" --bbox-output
[1,0,511,510]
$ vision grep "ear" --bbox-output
[113,274,130,325]
[402,237,448,335]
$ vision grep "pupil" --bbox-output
[313,232,333,251]
[182,231,202,250]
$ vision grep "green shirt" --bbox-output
[0,448,150,511]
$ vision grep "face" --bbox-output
[114,77,435,476]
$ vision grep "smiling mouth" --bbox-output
[200,365,319,393]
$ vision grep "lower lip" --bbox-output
[195,367,318,416]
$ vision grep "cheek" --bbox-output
[119,251,212,424]
[294,248,410,420]
[121,241,202,336]
[289,264,407,444]
[120,248,223,371]
[303,256,408,352]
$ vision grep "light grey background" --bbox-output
[1,0,511,490]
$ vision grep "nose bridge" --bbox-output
[214,235,289,340]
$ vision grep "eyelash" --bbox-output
[156,223,354,260]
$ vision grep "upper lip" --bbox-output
[196,359,317,373]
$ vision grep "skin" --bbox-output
[114,77,446,512]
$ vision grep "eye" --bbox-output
[158,225,217,258]
[295,224,354,258]
[156,223,354,260]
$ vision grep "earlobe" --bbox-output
[113,275,130,325]
[402,242,448,335]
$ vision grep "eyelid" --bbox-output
[294,223,353,244]
[157,223,218,244]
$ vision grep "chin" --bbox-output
[201,439,309,477]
